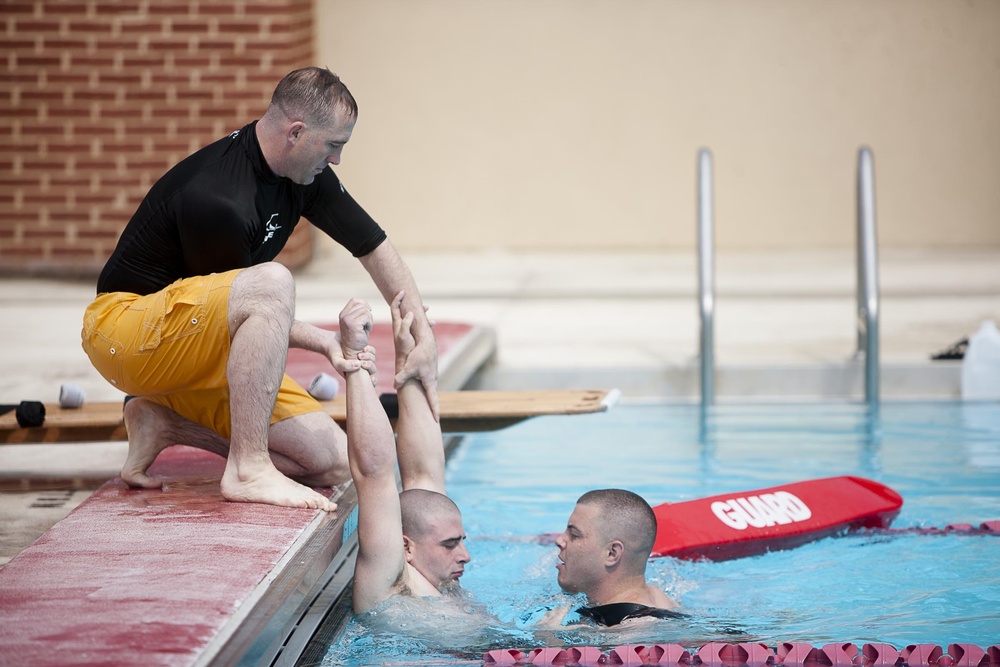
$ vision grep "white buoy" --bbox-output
[59,383,86,409]
[308,372,339,401]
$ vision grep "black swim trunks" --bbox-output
[575,602,685,627]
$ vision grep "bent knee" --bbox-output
[229,262,296,326]
[293,452,350,488]
[232,262,295,304]
[302,434,351,485]
[270,412,350,485]
[251,261,294,286]
[317,457,351,486]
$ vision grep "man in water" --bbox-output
[542,489,681,627]
[341,292,471,613]
[81,67,437,512]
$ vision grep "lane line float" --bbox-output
[484,642,1000,666]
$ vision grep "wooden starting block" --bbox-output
[0,389,618,444]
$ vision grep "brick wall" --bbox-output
[0,0,316,278]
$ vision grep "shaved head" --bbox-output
[576,489,657,570]
[400,489,461,539]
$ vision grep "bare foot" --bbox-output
[121,397,175,488]
[220,461,338,512]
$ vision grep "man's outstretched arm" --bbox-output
[358,240,440,420]
[390,291,445,494]
[340,299,406,613]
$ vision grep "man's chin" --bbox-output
[556,572,581,594]
[440,580,463,595]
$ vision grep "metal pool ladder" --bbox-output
[695,147,881,405]
[856,146,880,404]
[697,148,715,406]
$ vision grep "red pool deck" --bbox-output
[0,446,323,667]
[0,322,490,667]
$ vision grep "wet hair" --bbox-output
[399,489,461,540]
[576,489,657,565]
[269,66,358,125]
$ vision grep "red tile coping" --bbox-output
[0,445,332,667]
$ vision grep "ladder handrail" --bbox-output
[698,148,715,406]
[856,146,880,404]
[696,147,878,405]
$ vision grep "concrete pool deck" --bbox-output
[365,247,999,398]
[3,246,999,405]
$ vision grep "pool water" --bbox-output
[324,401,1000,665]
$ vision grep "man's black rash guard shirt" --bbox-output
[97,121,387,296]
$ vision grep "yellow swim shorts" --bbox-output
[81,269,323,439]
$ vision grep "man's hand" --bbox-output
[338,299,378,386]
[391,291,416,373]
[356,240,440,418]
[327,331,377,386]
[392,301,439,420]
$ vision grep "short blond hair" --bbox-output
[269,67,358,125]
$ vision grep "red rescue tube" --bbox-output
[652,475,903,561]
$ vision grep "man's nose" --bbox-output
[457,543,471,563]
[327,147,342,165]
[555,532,567,549]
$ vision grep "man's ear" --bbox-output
[402,534,415,563]
[287,120,306,145]
[605,540,624,566]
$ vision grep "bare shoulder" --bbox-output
[647,585,679,609]
[534,604,575,629]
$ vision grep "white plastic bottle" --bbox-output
[961,320,1000,400]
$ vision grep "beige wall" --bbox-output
[316,0,1000,253]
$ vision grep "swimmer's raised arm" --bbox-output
[391,291,445,494]
[340,298,407,613]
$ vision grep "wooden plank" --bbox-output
[0,389,616,444]
[0,402,128,444]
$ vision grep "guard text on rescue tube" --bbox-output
[711,491,812,530]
